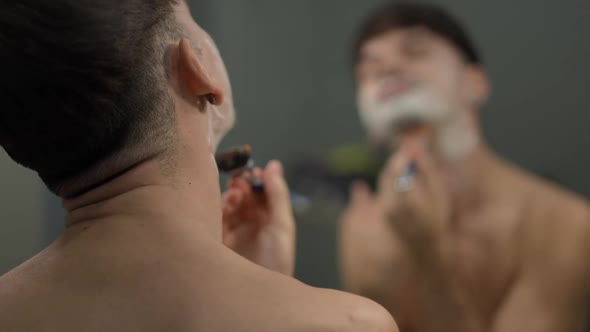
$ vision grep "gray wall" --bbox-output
[2,1,589,289]
[0,151,43,274]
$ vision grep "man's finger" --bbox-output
[408,140,441,196]
[223,187,245,206]
[222,188,245,216]
[378,144,411,198]
[228,176,253,193]
[262,160,292,216]
[349,180,373,206]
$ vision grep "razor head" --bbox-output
[390,117,434,150]
[391,117,428,134]
[215,145,253,173]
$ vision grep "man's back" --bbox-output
[0,213,397,332]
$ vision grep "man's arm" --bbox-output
[338,182,419,329]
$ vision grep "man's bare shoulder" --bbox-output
[184,246,399,332]
[520,170,589,229]
[501,162,589,225]
[0,225,398,332]
[509,166,590,283]
[294,287,399,332]
[0,251,63,331]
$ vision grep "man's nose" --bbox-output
[378,68,405,84]
[378,59,408,81]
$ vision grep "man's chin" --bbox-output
[390,116,429,132]
[368,126,434,152]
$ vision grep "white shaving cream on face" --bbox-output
[208,104,225,152]
[437,111,478,161]
[357,78,477,161]
[358,82,448,143]
[207,104,225,175]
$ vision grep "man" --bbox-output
[339,3,590,332]
[0,1,397,331]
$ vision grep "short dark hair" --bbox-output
[354,2,482,66]
[0,0,180,194]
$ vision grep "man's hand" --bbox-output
[339,181,399,291]
[378,139,452,264]
[222,160,296,276]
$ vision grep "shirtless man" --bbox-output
[339,3,590,332]
[0,1,397,331]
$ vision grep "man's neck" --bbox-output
[436,144,503,212]
[62,156,222,240]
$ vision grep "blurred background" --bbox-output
[1,0,589,295]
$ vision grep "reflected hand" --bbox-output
[378,139,452,264]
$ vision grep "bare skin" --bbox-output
[340,27,590,332]
[0,2,397,332]
[340,144,590,332]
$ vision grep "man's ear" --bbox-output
[174,38,224,108]
[463,66,490,108]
